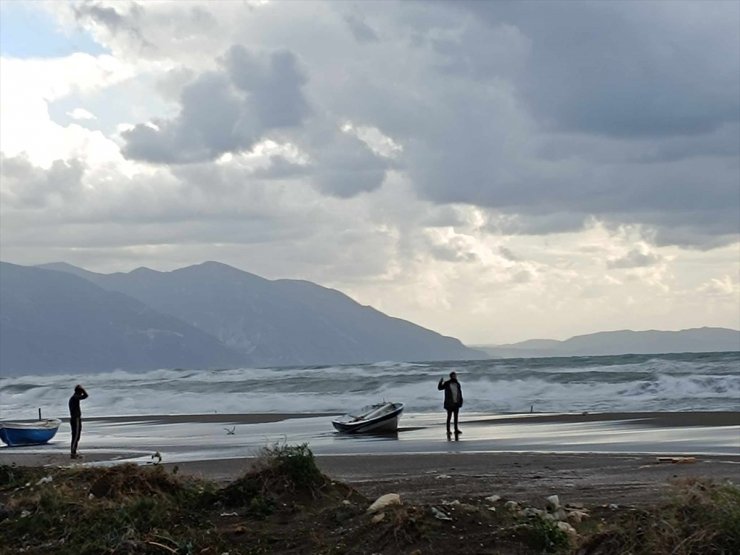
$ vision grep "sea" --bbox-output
[1,351,738,421]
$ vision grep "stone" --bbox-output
[504,500,520,511]
[485,494,501,503]
[557,521,578,537]
[567,509,590,523]
[521,507,544,518]
[553,508,568,521]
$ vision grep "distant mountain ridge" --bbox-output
[0,262,245,375]
[474,327,740,358]
[1,261,484,375]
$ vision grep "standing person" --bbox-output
[68,384,88,459]
[438,371,463,436]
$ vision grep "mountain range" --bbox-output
[0,261,483,375]
[474,327,740,359]
[1,261,737,376]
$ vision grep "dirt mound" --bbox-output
[85,463,182,499]
[218,443,363,514]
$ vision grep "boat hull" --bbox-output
[332,402,404,434]
[0,419,62,447]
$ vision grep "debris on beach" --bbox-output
[431,506,452,520]
[370,512,385,524]
[367,492,401,513]
[657,456,697,464]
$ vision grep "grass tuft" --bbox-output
[578,478,740,554]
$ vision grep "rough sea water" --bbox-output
[1,351,738,420]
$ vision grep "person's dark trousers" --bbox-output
[446,408,460,434]
[70,417,82,456]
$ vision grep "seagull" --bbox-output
[224,426,236,435]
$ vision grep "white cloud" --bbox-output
[67,107,96,120]
[699,276,740,297]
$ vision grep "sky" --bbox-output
[0,0,738,345]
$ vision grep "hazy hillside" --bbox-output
[30,261,484,369]
[0,262,245,375]
[475,327,740,358]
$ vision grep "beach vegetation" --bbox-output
[217,442,329,515]
[578,478,740,554]
[517,516,571,552]
[1,460,738,554]
[254,441,324,491]
[0,463,220,554]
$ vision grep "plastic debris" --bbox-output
[367,493,401,514]
[371,512,385,524]
[431,506,452,521]
[657,456,697,464]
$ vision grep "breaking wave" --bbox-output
[1,352,738,419]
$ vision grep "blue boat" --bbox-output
[0,419,62,447]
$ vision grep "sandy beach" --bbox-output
[2,411,738,508]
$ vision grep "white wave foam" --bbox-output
[1,353,737,419]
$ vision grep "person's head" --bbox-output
[449,371,457,380]
[74,384,84,395]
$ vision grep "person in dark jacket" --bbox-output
[438,371,463,435]
[68,384,88,459]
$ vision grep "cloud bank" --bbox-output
[1,0,738,342]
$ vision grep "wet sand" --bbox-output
[173,451,740,507]
[2,411,738,507]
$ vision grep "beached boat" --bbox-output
[332,402,404,433]
[0,419,62,447]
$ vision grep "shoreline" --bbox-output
[6,409,738,427]
[2,410,738,508]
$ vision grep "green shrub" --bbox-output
[520,517,570,553]
[258,442,323,490]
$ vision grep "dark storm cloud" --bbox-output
[379,0,740,246]
[310,131,392,197]
[451,0,740,138]
[122,46,309,163]
[224,46,309,129]
[84,1,739,247]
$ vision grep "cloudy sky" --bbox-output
[1,0,738,345]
